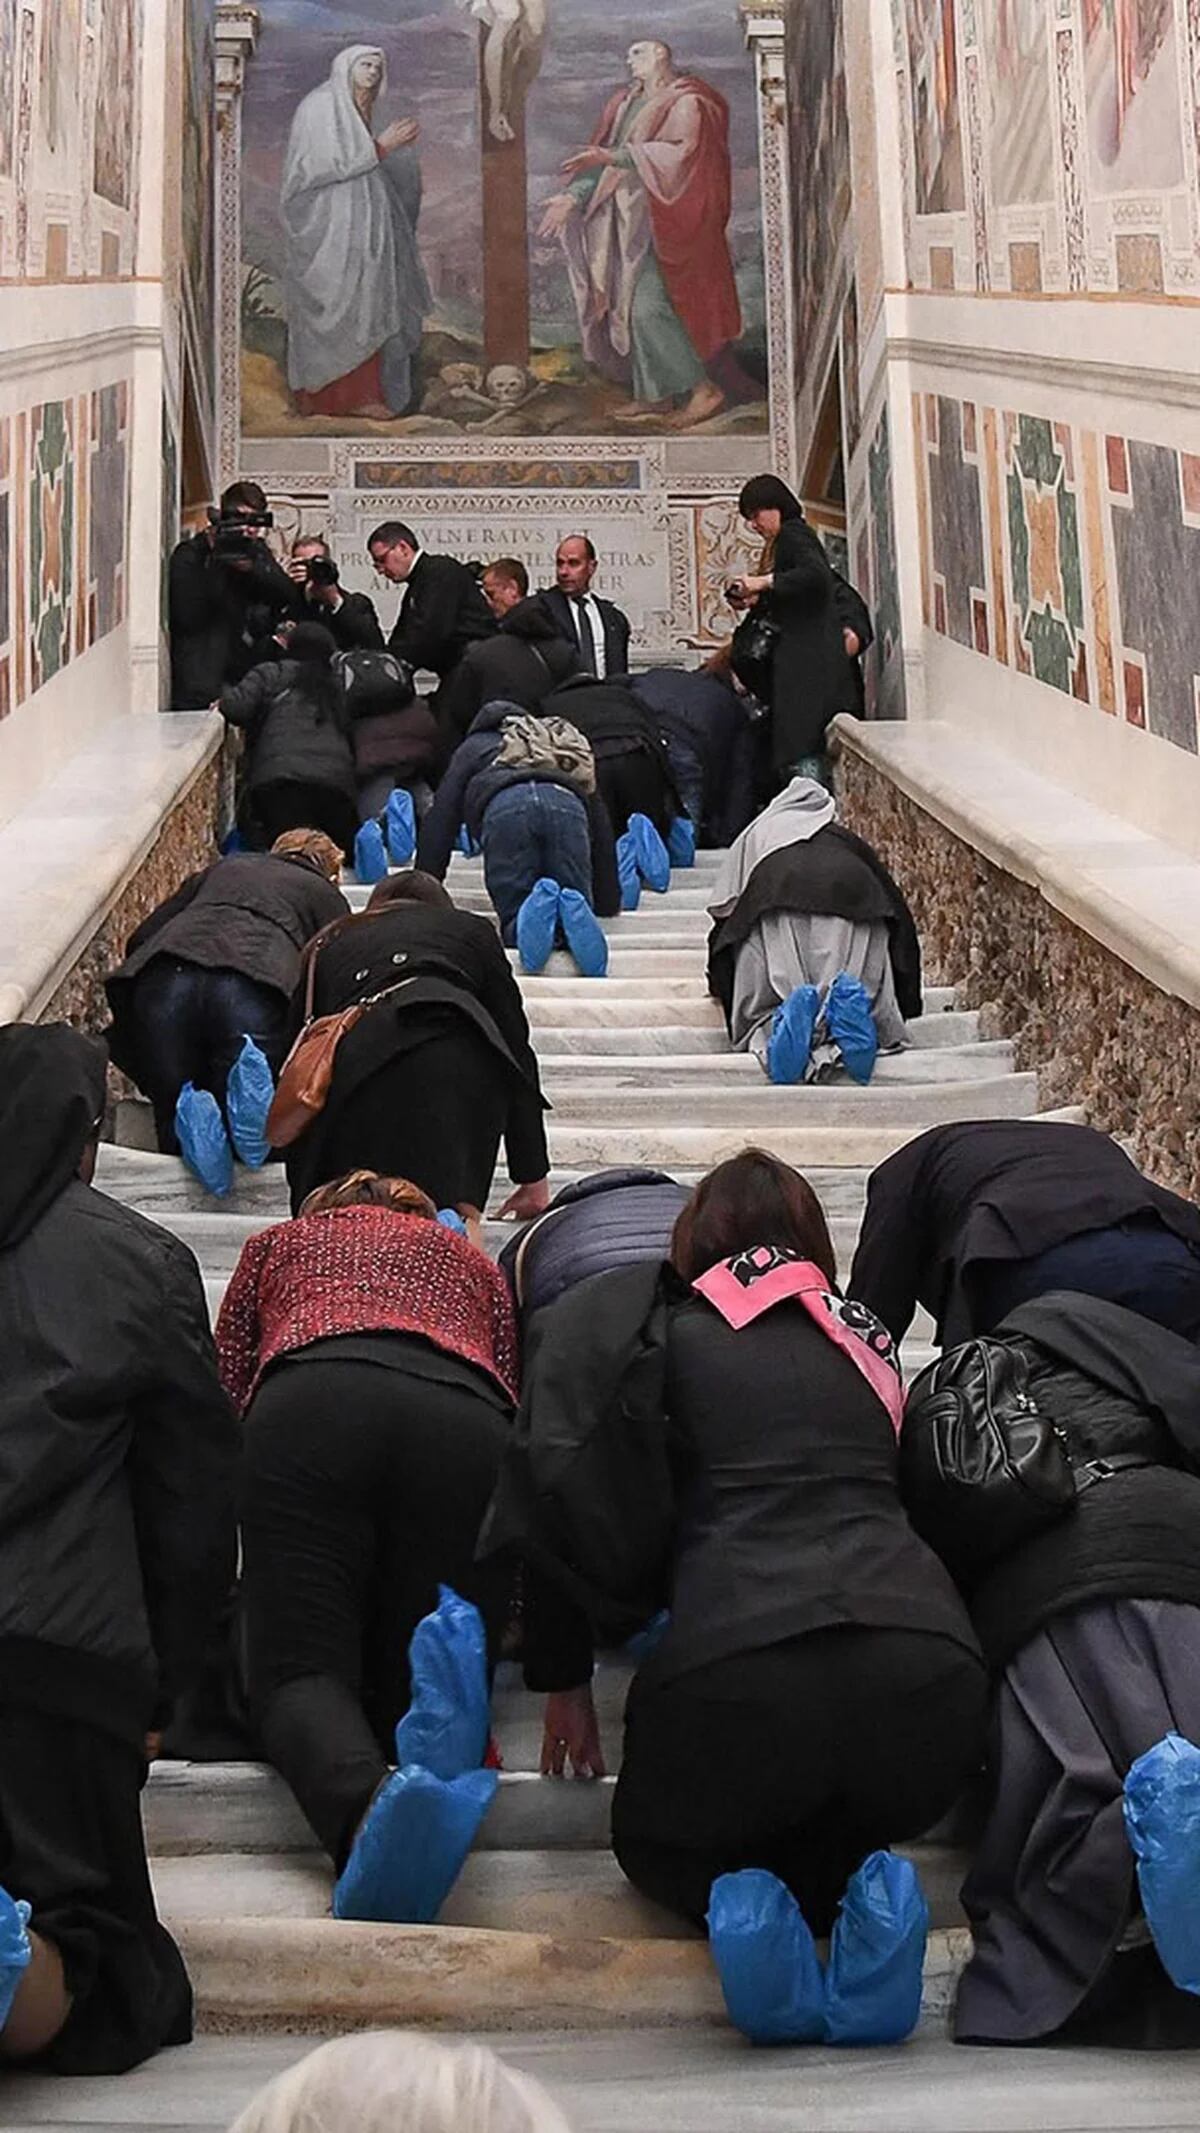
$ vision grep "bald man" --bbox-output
[533,534,632,679]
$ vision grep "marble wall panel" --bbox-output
[893,0,1200,295]
[28,399,75,694]
[915,387,1200,756]
[88,381,129,646]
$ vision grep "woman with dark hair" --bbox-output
[218,1171,544,1882]
[728,476,867,790]
[220,620,359,854]
[280,871,551,1230]
[484,1149,985,2031]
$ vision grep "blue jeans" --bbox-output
[972,1217,1200,1343]
[128,957,287,1154]
[480,782,593,944]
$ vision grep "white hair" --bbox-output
[227,2032,574,2133]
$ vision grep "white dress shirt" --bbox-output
[571,593,607,680]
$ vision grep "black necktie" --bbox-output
[572,595,598,676]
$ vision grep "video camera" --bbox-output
[207,504,275,561]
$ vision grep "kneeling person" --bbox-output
[417,700,618,976]
[707,778,921,1087]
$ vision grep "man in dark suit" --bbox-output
[533,534,632,679]
[367,521,495,682]
[850,1119,1200,1350]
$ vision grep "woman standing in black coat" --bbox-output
[282,872,551,1231]
[729,476,864,790]
[219,622,358,854]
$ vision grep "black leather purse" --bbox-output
[899,1335,1077,1584]
[730,611,781,700]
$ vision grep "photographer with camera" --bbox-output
[286,536,385,655]
[168,482,296,712]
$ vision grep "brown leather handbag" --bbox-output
[267,948,408,1149]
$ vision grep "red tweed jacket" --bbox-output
[216,1206,519,1413]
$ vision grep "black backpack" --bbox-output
[333,649,416,719]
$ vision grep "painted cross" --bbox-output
[463,0,549,367]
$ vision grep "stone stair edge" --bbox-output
[175,1915,970,2036]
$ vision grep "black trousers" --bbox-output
[239,1345,514,1867]
[285,1024,510,1216]
[251,779,358,859]
[970,1216,1200,1344]
[611,1626,987,1936]
[0,1707,191,2074]
[596,750,673,839]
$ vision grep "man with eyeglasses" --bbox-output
[366,523,495,722]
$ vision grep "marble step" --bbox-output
[512,949,709,979]
[530,1011,984,1054]
[521,978,960,1011]
[152,1838,968,1945]
[145,1770,960,1918]
[147,1764,617,1857]
[536,1043,1015,1089]
[165,1913,971,2036]
[541,1073,1041,1127]
[94,1148,876,1227]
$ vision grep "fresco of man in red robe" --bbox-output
[539,38,743,430]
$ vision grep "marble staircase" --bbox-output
[95,844,1078,2036]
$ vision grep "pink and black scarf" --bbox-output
[692,1245,905,1435]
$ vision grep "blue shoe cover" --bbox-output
[823,1851,929,2046]
[516,878,561,975]
[0,1887,33,2033]
[219,826,247,856]
[629,812,670,893]
[559,889,609,978]
[436,1209,468,1235]
[175,1083,233,1197]
[385,787,417,867]
[457,825,480,857]
[708,1870,826,2045]
[395,1587,491,1781]
[765,984,820,1086]
[616,833,642,911]
[225,1036,275,1168]
[332,1763,498,1924]
[1125,1734,1200,1993]
[354,819,388,885]
[825,972,879,1085]
[667,817,696,869]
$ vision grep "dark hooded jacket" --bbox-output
[706,825,923,1030]
[416,701,621,917]
[436,598,582,753]
[0,1025,237,1744]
